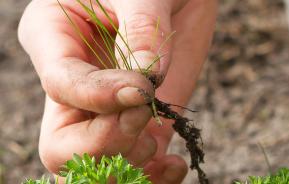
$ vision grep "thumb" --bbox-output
[111,0,173,85]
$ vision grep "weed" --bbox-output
[23,153,151,184]
[235,168,289,184]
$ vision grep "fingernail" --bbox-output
[126,50,160,72]
[119,105,152,136]
[163,166,185,183]
[116,87,152,107]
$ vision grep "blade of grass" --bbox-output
[78,0,131,70]
[57,0,108,69]
[157,31,176,54]
[90,33,115,68]
[93,0,144,73]
[124,21,132,70]
[258,142,272,174]
[88,0,120,69]
[150,16,160,50]
[151,100,163,126]
[96,26,120,68]
[143,53,167,75]
[115,43,130,70]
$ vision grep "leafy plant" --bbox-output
[23,176,52,184]
[235,168,289,184]
[23,153,151,184]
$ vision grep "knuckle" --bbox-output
[84,70,112,112]
[127,13,158,33]
[40,70,62,103]
[124,13,165,50]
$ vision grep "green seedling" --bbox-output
[235,168,289,184]
[23,153,151,184]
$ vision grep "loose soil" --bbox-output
[0,0,289,184]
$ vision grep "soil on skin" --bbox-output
[0,0,289,184]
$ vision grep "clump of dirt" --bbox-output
[153,98,209,184]
[144,74,209,184]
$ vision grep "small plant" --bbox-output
[235,168,289,184]
[23,153,151,184]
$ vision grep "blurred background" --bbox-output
[0,0,288,183]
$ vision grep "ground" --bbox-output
[0,0,289,183]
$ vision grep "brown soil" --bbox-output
[153,98,209,184]
[0,0,289,184]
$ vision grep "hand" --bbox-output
[18,0,217,183]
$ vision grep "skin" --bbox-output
[18,0,217,183]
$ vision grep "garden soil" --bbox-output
[0,0,289,183]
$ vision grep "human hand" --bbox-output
[18,0,217,183]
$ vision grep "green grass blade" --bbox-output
[143,53,167,75]
[57,0,108,69]
[90,33,116,68]
[115,43,130,70]
[124,21,132,69]
[78,0,121,68]
[150,16,160,50]
[157,31,176,54]
[151,100,163,126]
[93,0,143,72]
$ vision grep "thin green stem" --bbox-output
[150,16,160,50]
[90,33,115,68]
[57,0,108,69]
[151,100,163,126]
[89,0,120,68]
[124,21,132,70]
[93,0,144,73]
[157,31,176,54]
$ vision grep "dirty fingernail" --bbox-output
[117,87,152,107]
[163,166,186,183]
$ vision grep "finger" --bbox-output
[42,58,154,113]
[19,1,155,113]
[39,98,153,173]
[102,105,154,154]
[126,131,157,167]
[145,155,188,184]
[110,0,174,82]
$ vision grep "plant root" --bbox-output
[153,98,209,184]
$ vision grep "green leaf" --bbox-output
[73,154,83,166]
[237,168,289,184]
[65,171,73,184]
[23,153,151,184]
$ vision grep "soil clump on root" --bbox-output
[153,98,209,184]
